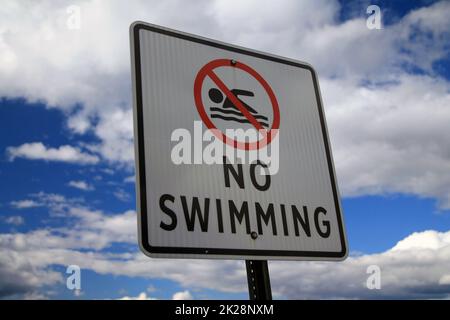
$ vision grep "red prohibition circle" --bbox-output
[193,59,280,150]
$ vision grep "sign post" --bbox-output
[130,22,348,299]
[246,260,272,300]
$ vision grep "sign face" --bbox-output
[130,22,348,260]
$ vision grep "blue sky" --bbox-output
[1,0,450,300]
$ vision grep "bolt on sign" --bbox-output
[130,22,348,260]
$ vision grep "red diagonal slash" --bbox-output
[194,59,280,150]
[206,70,265,132]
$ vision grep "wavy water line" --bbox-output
[210,114,269,128]
[210,107,269,121]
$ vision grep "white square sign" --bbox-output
[130,22,347,260]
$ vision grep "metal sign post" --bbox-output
[246,260,272,300]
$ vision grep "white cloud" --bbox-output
[33,192,67,204]
[119,292,155,300]
[396,1,450,73]
[116,288,188,300]
[146,284,156,292]
[391,230,450,251]
[11,192,82,216]
[68,207,137,248]
[73,289,83,297]
[31,192,81,216]
[124,175,135,183]
[439,275,450,285]
[91,108,134,165]
[10,199,42,209]
[113,188,131,202]
[23,292,50,300]
[4,216,24,226]
[7,142,99,165]
[323,74,450,209]
[172,290,193,300]
[0,247,63,297]
[68,180,94,191]
[8,192,136,250]
[270,230,450,299]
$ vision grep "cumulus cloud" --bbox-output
[270,230,450,299]
[11,192,82,215]
[119,292,156,300]
[113,188,131,202]
[118,290,192,300]
[391,230,450,251]
[172,290,193,300]
[6,142,99,165]
[323,74,450,209]
[4,215,24,226]
[23,292,50,300]
[0,248,63,298]
[7,192,136,250]
[10,199,42,209]
[90,109,134,165]
[67,207,137,248]
[68,180,94,191]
